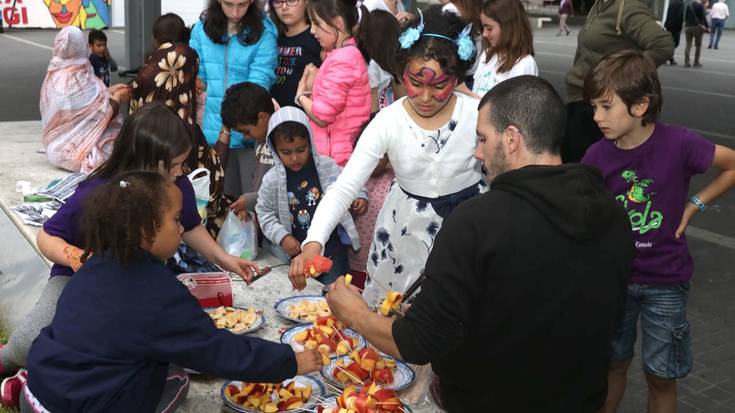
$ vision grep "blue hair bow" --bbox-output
[398,10,476,62]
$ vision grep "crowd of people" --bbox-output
[0,0,732,411]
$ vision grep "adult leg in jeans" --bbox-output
[1,276,70,373]
[155,366,190,413]
[711,19,724,48]
[684,27,695,66]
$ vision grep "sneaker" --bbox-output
[0,369,27,408]
[670,59,678,65]
[708,45,712,49]
[694,62,702,68]
[685,62,692,67]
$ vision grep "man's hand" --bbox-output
[675,202,699,239]
[326,276,370,327]
[295,349,324,375]
[216,254,259,284]
[288,242,322,290]
[350,198,369,216]
[280,235,302,258]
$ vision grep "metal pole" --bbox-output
[125,0,161,70]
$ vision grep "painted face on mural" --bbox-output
[45,0,84,27]
[402,58,457,118]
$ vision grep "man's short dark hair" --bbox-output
[478,76,565,155]
[88,29,107,44]
[221,82,275,129]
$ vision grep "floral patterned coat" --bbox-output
[130,42,227,237]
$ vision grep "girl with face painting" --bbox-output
[289,6,487,308]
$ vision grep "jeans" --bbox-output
[610,282,693,379]
[709,18,725,48]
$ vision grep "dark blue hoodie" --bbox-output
[26,252,296,412]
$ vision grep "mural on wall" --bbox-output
[2,0,110,29]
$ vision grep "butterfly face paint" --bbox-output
[403,58,457,118]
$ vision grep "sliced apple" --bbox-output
[262,402,279,413]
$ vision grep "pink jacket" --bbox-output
[310,38,371,166]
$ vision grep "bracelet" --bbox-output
[689,195,706,212]
[294,91,311,107]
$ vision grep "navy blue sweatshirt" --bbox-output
[26,252,297,413]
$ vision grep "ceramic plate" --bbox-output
[316,395,412,412]
[221,375,326,413]
[280,324,367,356]
[204,306,265,335]
[321,355,415,392]
[273,295,331,323]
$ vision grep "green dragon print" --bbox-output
[617,169,662,235]
[621,170,655,203]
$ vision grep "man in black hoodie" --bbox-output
[326,76,635,412]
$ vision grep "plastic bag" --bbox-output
[187,168,210,223]
[217,210,258,260]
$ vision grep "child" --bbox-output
[471,0,537,97]
[0,104,261,409]
[581,49,735,413]
[289,7,486,305]
[21,171,322,413]
[221,82,278,216]
[256,107,368,284]
[88,29,117,87]
[269,0,323,108]
[294,0,372,166]
[348,115,395,289]
[359,10,405,112]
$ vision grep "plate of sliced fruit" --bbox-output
[274,295,332,323]
[280,316,366,362]
[315,383,411,413]
[204,306,265,335]
[321,347,415,391]
[221,375,326,413]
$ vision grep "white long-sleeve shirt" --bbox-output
[710,2,730,20]
[304,93,483,248]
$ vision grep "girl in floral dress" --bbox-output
[290,6,485,306]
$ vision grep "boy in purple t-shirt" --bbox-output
[581,50,735,412]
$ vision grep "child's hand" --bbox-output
[110,85,131,104]
[280,235,302,258]
[350,198,369,216]
[675,203,699,239]
[217,255,259,284]
[295,349,324,375]
[304,64,318,91]
[64,245,85,272]
[395,11,414,24]
[229,195,247,213]
[297,66,310,95]
[196,78,206,94]
[288,242,322,290]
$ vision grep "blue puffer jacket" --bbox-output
[190,14,278,149]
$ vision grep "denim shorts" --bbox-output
[611,282,693,379]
